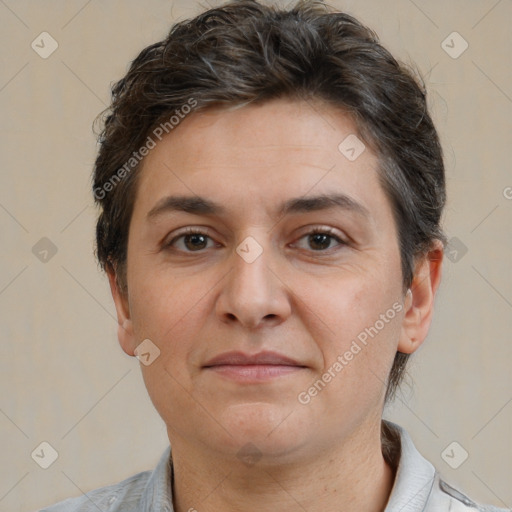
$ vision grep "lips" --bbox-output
[202,351,307,383]
[203,350,304,368]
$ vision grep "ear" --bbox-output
[398,241,444,354]
[106,264,137,357]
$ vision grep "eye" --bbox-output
[293,228,347,252]
[165,228,217,252]
[164,226,347,254]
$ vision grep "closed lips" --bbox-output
[203,351,305,367]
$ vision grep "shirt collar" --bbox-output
[383,420,436,511]
[141,421,436,512]
[140,445,174,511]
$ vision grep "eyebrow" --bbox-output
[146,193,370,220]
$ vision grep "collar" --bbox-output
[383,420,437,511]
[140,444,174,511]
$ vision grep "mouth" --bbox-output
[203,351,307,382]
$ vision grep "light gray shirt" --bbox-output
[39,421,508,511]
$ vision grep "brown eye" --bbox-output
[182,233,209,251]
[293,228,347,252]
[308,232,334,250]
[166,229,216,252]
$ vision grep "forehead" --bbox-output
[131,98,387,222]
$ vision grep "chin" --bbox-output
[213,402,310,459]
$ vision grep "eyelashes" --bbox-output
[166,228,217,252]
[164,226,348,254]
[292,227,347,252]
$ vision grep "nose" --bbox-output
[215,236,292,330]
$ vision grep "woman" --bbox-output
[42,1,506,510]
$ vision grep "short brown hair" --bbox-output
[93,0,446,403]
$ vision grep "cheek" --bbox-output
[128,271,216,370]
[127,280,184,382]
[130,269,193,334]
[129,274,211,422]
[297,267,403,385]
[300,265,399,336]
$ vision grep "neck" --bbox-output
[168,420,396,512]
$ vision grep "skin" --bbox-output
[108,98,443,512]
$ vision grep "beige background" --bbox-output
[0,1,511,511]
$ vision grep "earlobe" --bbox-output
[106,265,137,357]
[397,242,444,354]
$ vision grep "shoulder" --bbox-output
[429,477,509,512]
[38,469,152,512]
[382,421,508,512]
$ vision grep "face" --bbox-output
[110,98,437,465]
